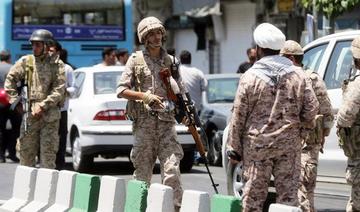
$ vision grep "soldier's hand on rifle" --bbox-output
[227,150,241,164]
[182,116,191,126]
[142,90,164,109]
[31,103,44,118]
[182,114,195,126]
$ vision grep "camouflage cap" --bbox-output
[351,36,360,59]
[280,40,304,55]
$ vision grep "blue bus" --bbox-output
[0,0,133,68]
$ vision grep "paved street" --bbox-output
[0,157,350,211]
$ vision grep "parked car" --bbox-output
[66,66,196,172]
[223,30,360,206]
[199,74,240,166]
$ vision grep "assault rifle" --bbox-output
[159,66,219,194]
[10,81,30,134]
[10,58,32,134]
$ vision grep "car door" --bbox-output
[67,71,86,132]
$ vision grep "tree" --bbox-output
[301,0,360,33]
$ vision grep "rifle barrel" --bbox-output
[204,160,219,194]
[188,125,219,193]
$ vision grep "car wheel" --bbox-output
[207,131,222,166]
[226,161,276,212]
[72,132,93,172]
[226,162,244,197]
[180,150,194,173]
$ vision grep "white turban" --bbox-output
[253,23,286,50]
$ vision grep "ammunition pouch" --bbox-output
[337,126,360,158]
[125,100,146,121]
[306,115,324,145]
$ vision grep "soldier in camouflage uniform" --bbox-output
[281,40,334,212]
[116,17,186,210]
[337,35,360,212]
[227,23,319,211]
[5,29,65,169]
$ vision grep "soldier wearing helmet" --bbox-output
[337,36,360,212]
[281,40,334,212]
[4,29,65,169]
[117,16,186,211]
[29,29,54,57]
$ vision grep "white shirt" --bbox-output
[179,64,207,111]
[61,64,75,111]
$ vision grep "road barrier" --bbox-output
[45,170,77,212]
[0,166,37,212]
[0,165,300,212]
[20,168,58,212]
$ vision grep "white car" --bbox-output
[67,66,196,172]
[223,30,360,206]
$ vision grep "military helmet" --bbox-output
[29,29,54,43]
[351,36,360,59]
[280,40,304,55]
[0,88,9,107]
[137,16,166,43]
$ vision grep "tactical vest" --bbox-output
[125,51,173,121]
[338,74,360,158]
[22,55,64,108]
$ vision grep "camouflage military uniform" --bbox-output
[338,71,360,212]
[337,35,360,212]
[117,48,185,207]
[5,54,65,169]
[227,55,319,211]
[297,68,334,212]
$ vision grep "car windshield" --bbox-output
[207,77,239,103]
[94,71,122,94]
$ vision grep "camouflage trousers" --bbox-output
[346,158,360,212]
[18,115,59,169]
[131,116,184,207]
[298,144,321,212]
[242,146,300,212]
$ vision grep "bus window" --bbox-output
[13,0,125,41]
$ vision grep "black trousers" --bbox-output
[0,105,22,158]
[56,111,68,170]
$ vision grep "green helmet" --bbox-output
[29,29,54,44]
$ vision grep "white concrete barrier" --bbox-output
[96,176,126,212]
[269,203,302,212]
[0,166,37,212]
[20,168,58,212]
[44,170,77,212]
[180,190,210,212]
[145,183,174,212]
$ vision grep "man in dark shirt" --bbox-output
[237,48,256,73]
[0,50,12,88]
[0,50,20,163]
